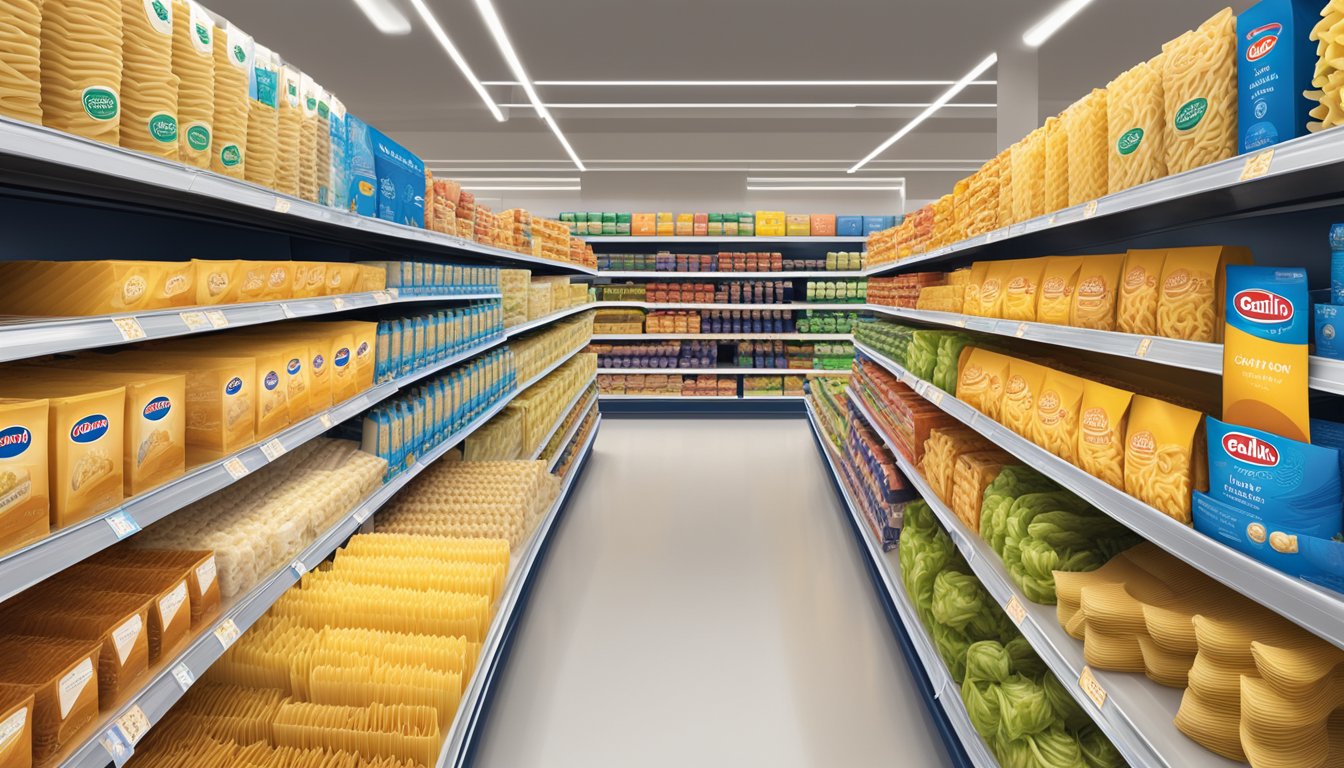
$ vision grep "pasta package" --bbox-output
[171,0,213,167]
[1036,256,1084,325]
[298,73,319,203]
[0,685,34,768]
[40,0,124,145]
[1069,253,1127,331]
[275,65,303,197]
[1222,265,1311,442]
[1309,0,1344,134]
[962,262,989,317]
[91,549,219,626]
[956,347,1010,420]
[1125,395,1206,523]
[0,0,42,125]
[235,261,293,303]
[243,44,280,189]
[0,398,49,556]
[210,21,251,179]
[1043,116,1069,213]
[977,260,1015,318]
[0,637,101,767]
[1001,257,1047,322]
[120,0,178,158]
[191,259,241,306]
[1011,127,1047,223]
[1156,245,1254,342]
[0,259,192,316]
[1116,249,1167,335]
[997,145,1014,228]
[1162,9,1237,176]
[1029,370,1086,464]
[1000,360,1048,437]
[1108,58,1169,194]
[1078,380,1134,489]
[1064,88,1109,206]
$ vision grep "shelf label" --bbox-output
[354,504,374,524]
[99,727,133,767]
[332,297,348,311]
[1047,214,1058,226]
[223,457,248,480]
[1079,666,1108,709]
[273,197,292,213]
[115,705,151,746]
[280,303,298,319]
[1014,323,1029,338]
[1083,200,1099,218]
[213,618,241,649]
[204,310,229,329]
[388,288,400,300]
[1135,337,1153,358]
[179,311,209,331]
[290,559,308,579]
[112,317,147,342]
[928,388,945,407]
[319,413,333,429]
[1240,149,1275,182]
[260,439,286,462]
[1009,223,1026,237]
[171,663,195,692]
[106,510,140,541]
[1005,595,1027,625]
[950,318,967,328]
[373,291,393,305]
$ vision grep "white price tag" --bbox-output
[213,618,241,649]
[332,297,348,311]
[1240,148,1275,181]
[280,304,297,319]
[373,291,393,305]
[171,663,195,692]
[106,511,140,541]
[223,457,248,480]
[1079,666,1108,709]
[1047,214,1058,226]
[290,559,308,578]
[1005,596,1027,625]
[927,388,945,407]
[204,310,228,329]
[179,311,209,331]
[1014,323,1028,338]
[319,413,333,429]
[354,505,374,525]
[261,439,286,462]
[99,727,133,767]
[1135,337,1154,358]
[951,318,967,328]
[273,197,292,213]
[1083,200,1099,218]
[388,287,400,300]
[112,317,147,342]
[115,705,151,745]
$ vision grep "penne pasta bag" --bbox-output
[1156,245,1253,343]
[956,348,1011,420]
[1000,360,1048,437]
[1222,265,1310,442]
[1029,370,1086,464]
[1117,249,1168,335]
[978,260,1017,319]
[1078,380,1134,489]
[1001,258,1048,322]
[1108,56,1170,194]
[120,0,179,159]
[1036,256,1085,325]
[1162,9,1237,176]
[1070,253,1127,331]
[1125,395,1207,524]
[171,0,213,168]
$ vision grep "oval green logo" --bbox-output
[148,113,178,143]
[306,97,317,111]
[233,44,245,63]
[195,23,209,46]
[1117,127,1144,156]
[186,124,211,151]
[82,87,118,121]
[288,83,298,97]
[151,0,167,21]
[317,102,330,119]
[220,145,241,167]
[1174,97,1209,132]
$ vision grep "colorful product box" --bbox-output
[1237,0,1319,152]
[836,216,864,236]
[368,127,425,227]
[1317,304,1344,359]
[1222,265,1310,443]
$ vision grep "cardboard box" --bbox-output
[1237,0,1318,152]
[836,216,864,236]
[810,214,837,236]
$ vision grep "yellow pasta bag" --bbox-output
[1036,256,1084,326]
[120,0,178,159]
[1044,116,1069,213]
[211,21,250,179]
[957,348,1010,421]
[243,44,279,190]
[1029,370,1086,464]
[40,0,124,146]
[997,146,1014,227]
[275,66,303,197]
[0,0,43,125]
[963,262,989,317]
[1065,88,1109,206]
[1156,245,1253,343]
[1000,360,1048,438]
[1001,258,1048,322]
[1011,127,1047,223]
[1078,380,1134,489]
[1162,9,1237,176]
[1070,253,1127,331]
[298,73,319,203]
[1116,249,1168,335]
[1125,395,1206,524]
[1108,57,1169,194]
[978,260,1016,319]
[171,0,213,168]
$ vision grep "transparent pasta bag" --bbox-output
[40,0,124,145]
[171,0,213,167]
[120,0,178,158]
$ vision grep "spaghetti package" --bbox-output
[1116,249,1167,335]
[1029,370,1086,464]
[1156,245,1254,342]
[1162,9,1237,176]
[275,66,303,197]
[0,637,101,767]
[314,88,333,206]
[956,348,1010,420]
[1222,265,1310,442]
[171,0,213,167]
[1001,258,1047,322]
[1011,127,1047,223]
[1125,395,1206,524]
[977,260,1015,318]
[1043,116,1069,213]
[1065,88,1109,206]
[40,0,123,145]
[210,20,251,179]
[1036,256,1084,325]
[0,0,42,124]
[1000,359,1048,437]
[244,44,280,189]
[1070,253,1127,331]
[1077,380,1134,489]
[119,0,178,158]
[1107,58,1169,194]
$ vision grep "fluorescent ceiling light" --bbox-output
[405,0,502,120]
[482,80,997,87]
[1023,0,1098,46]
[471,0,586,171]
[748,177,905,183]
[450,177,581,182]
[433,166,979,173]
[460,185,582,191]
[850,53,998,173]
[351,0,411,34]
[500,103,995,110]
[423,158,988,164]
[747,186,904,191]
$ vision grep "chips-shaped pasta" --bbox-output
[1029,371,1086,464]
[978,260,1015,318]
[1162,9,1237,176]
[1116,249,1167,336]
[1011,127,1047,223]
[1001,258,1048,322]
[1000,360,1047,438]
[1108,58,1169,194]
[956,348,1010,421]
[963,262,989,317]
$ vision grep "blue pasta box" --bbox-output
[836,216,864,236]
[862,216,894,235]
[1194,491,1344,593]
[1237,0,1318,152]
[1317,304,1344,359]
[369,127,425,228]
[345,114,377,218]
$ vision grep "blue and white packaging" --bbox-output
[836,216,864,236]
[863,216,895,235]
[1194,492,1344,593]
[369,127,425,228]
[328,97,349,212]
[1331,224,1344,304]
[1317,304,1344,359]
[1237,0,1318,152]
[345,114,377,217]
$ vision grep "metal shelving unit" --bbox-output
[593,333,852,341]
[599,270,867,278]
[853,340,1344,650]
[545,397,599,472]
[529,384,596,461]
[803,400,996,768]
[844,389,1241,768]
[585,235,868,244]
[597,367,850,375]
[596,301,866,311]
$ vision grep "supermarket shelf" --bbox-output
[865,130,1344,276]
[0,290,500,365]
[853,340,1344,650]
[598,394,805,415]
[598,394,739,401]
[438,416,601,768]
[586,236,868,244]
[546,398,598,472]
[502,303,596,338]
[845,389,1239,768]
[598,367,851,375]
[598,271,868,278]
[593,333,852,341]
[529,377,597,460]
[803,401,994,768]
[597,301,867,311]
[0,117,596,276]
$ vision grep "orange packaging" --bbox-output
[1116,249,1168,335]
[1156,245,1253,343]
[956,347,1011,420]
[1000,360,1049,437]
[0,685,33,768]
[0,398,49,556]
[1001,258,1048,322]
[810,214,837,236]
[1069,253,1127,331]
[1125,395,1207,524]
[1077,380,1134,489]
[977,260,1016,318]
[1028,370,1086,465]
[632,213,656,236]
[1035,256,1084,326]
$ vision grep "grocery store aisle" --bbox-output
[472,417,953,768]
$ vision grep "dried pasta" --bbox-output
[275,66,303,196]
[1010,127,1047,223]
[120,0,178,158]
[41,0,124,145]
[0,0,42,124]
[1076,381,1132,490]
[1107,57,1168,194]
[1123,395,1204,524]
[1162,9,1237,176]
[211,21,250,179]
[1043,115,1069,213]
[172,0,213,167]
[1116,249,1166,336]
[1308,0,1344,133]
[1064,89,1108,206]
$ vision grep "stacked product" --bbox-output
[645,311,700,334]
[590,341,717,369]
[508,312,595,384]
[593,308,647,334]
[378,461,560,548]
[462,354,597,460]
[596,373,734,398]
[642,282,717,303]
[742,375,811,397]
[805,280,867,303]
[498,271,589,328]
[840,400,919,550]
[565,211,894,237]
[700,310,795,334]
[537,383,599,462]
[373,302,504,383]
[854,323,971,394]
[595,251,865,272]
[850,356,958,463]
[548,401,600,477]
[807,377,851,451]
[867,273,945,309]
[795,311,863,335]
[360,261,501,298]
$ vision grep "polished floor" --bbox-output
[473,417,954,768]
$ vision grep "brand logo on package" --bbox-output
[82,87,119,121]
[1223,431,1281,466]
[334,348,351,367]
[233,44,246,64]
[148,113,178,143]
[71,415,109,444]
[1117,128,1144,155]
[0,427,32,459]
[186,123,211,151]
[357,342,370,358]
[143,397,172,421]
[225,377,243,396]
[1246,23,1281,61]
[1234,289,1293,323]
[220,144,241,167]
[1175,98,1209,132]
[312,354,325,371]
[195,23,210,46]
[286,358,301,375]
[264,371,279,391]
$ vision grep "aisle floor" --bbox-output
[472,417,953,768]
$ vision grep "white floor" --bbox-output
[472,417,954,768]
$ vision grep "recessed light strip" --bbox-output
[405,0,502,121]
[481,80,998,87]
[499,102,996,109]
[471,0,586,171]
[850,53,999,173]
[746,186,905,191]
[747,177,906,184]
[350,0,411,34]
[1023,0,1098,47]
